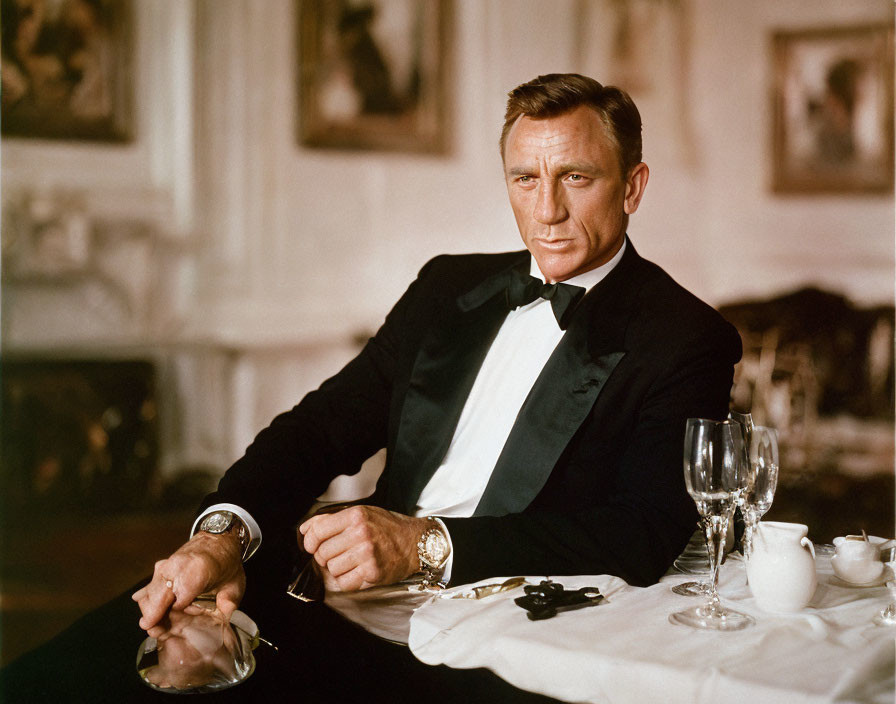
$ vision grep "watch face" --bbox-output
[202,512,233,533]
[423,530,449,566]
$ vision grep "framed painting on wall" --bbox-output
[298,0,451,153]
[771,24,894,194]
[1,0,134,142]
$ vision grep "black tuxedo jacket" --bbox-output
[204,240,742,587]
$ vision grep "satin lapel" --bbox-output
[388,293,511,515]
[473,316,625,516]
[473,244,642,516]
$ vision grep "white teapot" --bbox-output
[746,521,817,613]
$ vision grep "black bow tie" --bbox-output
[505,271,585,329]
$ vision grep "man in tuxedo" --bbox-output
[2,73,740,702]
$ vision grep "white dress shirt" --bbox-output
[196,241,627,579]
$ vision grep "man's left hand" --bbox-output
[298,506,426,591]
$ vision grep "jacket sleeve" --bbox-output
[198,259,441,561]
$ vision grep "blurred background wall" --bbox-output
[1,0,893,664]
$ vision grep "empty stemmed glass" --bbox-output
[671,412,753,597]
[740,426,779,557]
[670,418,755,631]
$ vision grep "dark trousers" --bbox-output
[1,565,562,704]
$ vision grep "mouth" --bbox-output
[533,238,574,251]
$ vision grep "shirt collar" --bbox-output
[529,237,627,293]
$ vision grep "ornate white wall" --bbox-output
[2,0,892,482]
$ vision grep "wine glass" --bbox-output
[740,426,779,557]
[672,412,754,597]
[670,418,755,631]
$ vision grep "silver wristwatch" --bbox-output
[417,517,450,589]
[198,510,251,560]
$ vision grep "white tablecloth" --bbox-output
[408,554,895,704]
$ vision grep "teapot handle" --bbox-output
[801,536,816,560]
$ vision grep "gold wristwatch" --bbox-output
[417,517,450,588]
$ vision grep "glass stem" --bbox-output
[700,516,712,572]
[703,513,730,616]
[742,510,756,558]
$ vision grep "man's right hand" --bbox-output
[131,531,246,637]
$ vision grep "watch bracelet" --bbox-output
[417,516,449,588]
[420,565,447,589]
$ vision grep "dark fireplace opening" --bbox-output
[1,358,159,521]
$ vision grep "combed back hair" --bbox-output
[500,73,643,175]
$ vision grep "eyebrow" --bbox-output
[556,163,596,174]
[505,163,598,176]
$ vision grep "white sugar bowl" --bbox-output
[831,536,885,585]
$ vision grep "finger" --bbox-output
[137,579,177,631]
[145,624,167,639]
[323,542,374,579]
[170,577,205,611]
[301,512,351,554]
[299,505,354,534]
[333,564,376,592]
[215,584,241,620]
[131,585,148,602]
[299,516,323,553]
[216,568,245,619]
[318,565,342,592]
[301,513,347,554]
[311,526,363,567]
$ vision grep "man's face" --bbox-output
[503,106,648,283]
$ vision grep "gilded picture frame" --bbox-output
[771,24,894,194]
[298,0,451,153]
[1,0,134,142]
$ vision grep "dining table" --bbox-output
[407,548,895,704]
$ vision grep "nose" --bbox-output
[533,180,567,225]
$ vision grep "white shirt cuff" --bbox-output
[192,503,262,561]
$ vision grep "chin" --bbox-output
[535,256,583,283]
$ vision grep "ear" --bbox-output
[623,162,649,215]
